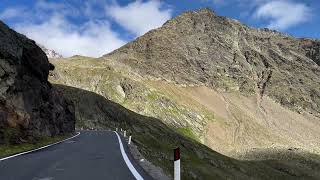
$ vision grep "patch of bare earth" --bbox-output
[146,81,320,158]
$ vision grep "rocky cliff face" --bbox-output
[0,21,75,144]
[105,8,320,117]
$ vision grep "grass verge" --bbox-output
[0,134,73,158]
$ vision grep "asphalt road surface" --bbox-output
[0,130,152,180]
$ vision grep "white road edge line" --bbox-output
[114,131,144,180]
[0,132,81,162]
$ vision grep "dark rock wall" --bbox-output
[0,21,75,144]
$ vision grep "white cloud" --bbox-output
[34,0,80,19]
[16,15,125,57]
[1,0,172,57]
[0,1,129,57]
[254,0,311,30]
[106,0,172,36]
[0,7,25,20]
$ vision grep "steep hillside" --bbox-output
[50,56,211,142]
[54,84,320,179]
[50,55,320,157]
[0,21,75,145]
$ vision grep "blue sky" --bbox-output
[0,0,318,57]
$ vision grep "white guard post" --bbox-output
[124,130,126,137]
[174,147,180,180]
[128,136,132,145]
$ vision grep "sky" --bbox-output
[0,0,318,57]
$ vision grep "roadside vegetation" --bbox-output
[0,133,73,158]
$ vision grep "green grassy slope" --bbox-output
[50,56,215,143]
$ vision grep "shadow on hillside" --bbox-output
[239,148,320,178]
[54,84,320,180]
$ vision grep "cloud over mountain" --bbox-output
[254,0,311,30]
[0,0,172,57]
[106,0,172,36]
[16,15,125,57]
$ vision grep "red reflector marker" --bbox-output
[174,147,180,180]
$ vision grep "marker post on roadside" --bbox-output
[174,147,180,180]
[128,136,132,145]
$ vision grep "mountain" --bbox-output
[105,8,320,117]
[38,44,63,59]
[0,21,75,144]
[49,8,320,179]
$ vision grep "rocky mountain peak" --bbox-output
[162,7,222,30]
[105,8,320,117]
[181,7,216,18]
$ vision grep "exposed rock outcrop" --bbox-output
[0,21,75,144]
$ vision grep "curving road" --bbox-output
[0,130,152,180]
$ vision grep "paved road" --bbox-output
[0,130,151,180]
